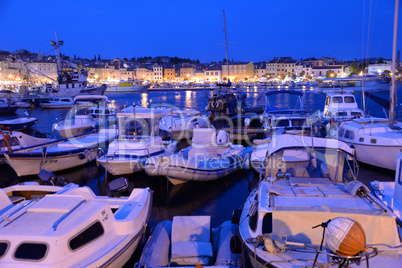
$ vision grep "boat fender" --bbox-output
[230,235,242,254]
[231,209,242,225]
[78,153,86,160]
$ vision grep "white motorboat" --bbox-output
[249,138,271,174]
[106,81,149,92]
[321,90,364,122]
[338,118,402,170]
[0,171,152,267]
[145,128,251,185]
[0,98,18,114]
[231,134,402,267]
[159,109,210,140]
[370,153,402,222]
[97,106,177,176]
[262,90,311,136]
[136,216,239,268]
[0,130,54,164]
[40,97,74,109]
[4,129,116,177]
[0,117,38,131]
[53,95,115,138]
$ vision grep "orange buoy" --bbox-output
[325,217,367,257]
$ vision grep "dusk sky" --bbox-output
[0,0,400,63]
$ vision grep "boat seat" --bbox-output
[293,166,309,177]
[170,216,213,266]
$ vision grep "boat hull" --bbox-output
[97,157,147,175]
[5,148,98,177]
[106,85,148,92]
[0,118,38,130]
[350,143,402,170]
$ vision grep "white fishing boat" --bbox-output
[136,216,239,268]
[0,171,152,267]
[262,90,311,136]
[159,109,210,140]
[249,137,271,174]
[53,95,115,138]
[97,106,177,176]
[231,134,402,267]
[4,129,116,177]
[145,128,251,185]
[106,81,149,92]
[0,130,54,164]
[40,97,74,109]
[370,153,402,222]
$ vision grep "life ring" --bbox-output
[212,100,220,109]
[47,88,52,93]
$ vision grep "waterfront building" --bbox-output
[153,64,163,82]
[180,64,196,80]
[136,65,154,81]
[221,61,254,81]
[163,65,176,81]
[367,63,392,74]
[312,65,343,77]
[204,65,222,82]
[254,62,267,79]
[266,57,296,79]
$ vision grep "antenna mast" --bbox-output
[223,10,229,79]
[50,32,63,72]
[390,0,399,126]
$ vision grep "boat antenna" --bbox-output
[223,10,229,81]
[390,0,399,126]
[50,31,63,73]
[133,102,137,140]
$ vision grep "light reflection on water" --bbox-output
[0,85,399,229]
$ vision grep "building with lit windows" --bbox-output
[221,61,254,81]
[266,57,297,78]
[180,64,196,80]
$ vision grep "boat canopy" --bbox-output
[268,134,353,156]
[265,90,303,97]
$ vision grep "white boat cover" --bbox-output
[73,95,108,102]
[171,216,213,266]
[268,134,353,155]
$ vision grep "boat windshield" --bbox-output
[265,147,356,183]
[117,117,154,140]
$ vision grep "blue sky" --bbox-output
[0,0,400,62]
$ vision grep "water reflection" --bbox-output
[141,93,148,108]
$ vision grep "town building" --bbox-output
[204,65,222,81]
[153,64,163,82]
[221,61,254,81]
[180,64,196,80]
[266,57,297,78]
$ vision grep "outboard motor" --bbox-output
[107,177,130,197]
[38,169,69,186]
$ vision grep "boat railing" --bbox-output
[0,199,37,225]
[52,199,86,231]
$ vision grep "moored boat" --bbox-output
[0,172,152,267]
[40,97,74,109]
[136,216,239,268]
[145,128,251,185]
[0,117,38,131]
[4,129,116,177]
[231,134,402,267]
[97,106,177,176]
[106,81,149,92]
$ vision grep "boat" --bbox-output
[205,87,247,118]
[321,90,364,122]
[337,118,402,170]
[40,97,74,109]
[0,117,38,131]
[0,98,18,114]
[262,90,311,136]
[0,129,54,164]
[231,134,402,267]
[249,137,272,174]
[4,128,116,177]
[136,216,239,268]
[0,170,152,267]
[106,81,149,92]
[52,95,115,138]
[370,152,402,222]
[145,128,251,185]
[337,1,401,171]
[97,106,177,176]
[159,109,210,140]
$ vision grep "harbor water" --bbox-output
[0,84,398,231]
